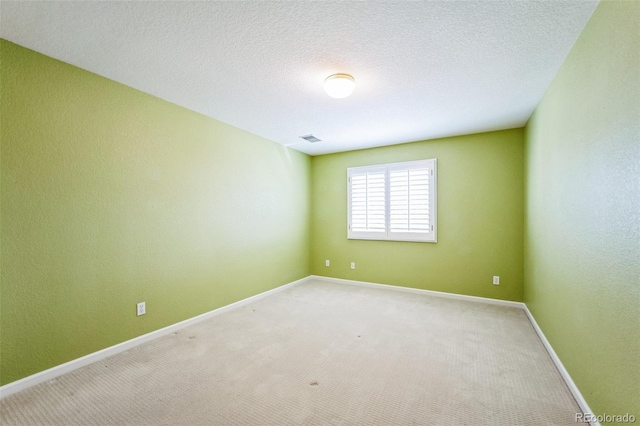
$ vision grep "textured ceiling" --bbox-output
[0,1,598,155]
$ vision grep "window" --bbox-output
[347,159,437,242]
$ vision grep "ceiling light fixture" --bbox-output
[324,73,355,99]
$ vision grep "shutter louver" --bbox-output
[390,168,429,233]
[350,171,386,232]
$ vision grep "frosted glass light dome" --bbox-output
[324,73,355,99]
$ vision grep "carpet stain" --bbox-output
[309,381,319,386]
[188,336,196,339]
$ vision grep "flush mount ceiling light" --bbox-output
[324,73,355,99]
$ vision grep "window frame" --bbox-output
[347,159,437,243]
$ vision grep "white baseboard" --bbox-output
[523,306,600,426]
[311,274,596,424]
[309,275,525,308]
[0,276,309,400]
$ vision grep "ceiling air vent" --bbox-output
[299,134,321,143]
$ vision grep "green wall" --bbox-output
[524,0,639,418]
[0,40,311,385]
[311,129,524,302]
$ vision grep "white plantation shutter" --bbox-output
[389,162,432,237]
[349,168,386,233]
[348,159,436,242]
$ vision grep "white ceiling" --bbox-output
[1,1,598,156]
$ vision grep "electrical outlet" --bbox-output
[137,302,146,316]
[325,260,330,267]
[351,262,355,270]
[493,276,500,285]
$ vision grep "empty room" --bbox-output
[0,1,638,425]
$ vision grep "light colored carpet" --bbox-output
[1,279,581,425]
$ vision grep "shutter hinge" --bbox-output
[431,169,433,176]
[348,224,351,230]
[431,225,434,231]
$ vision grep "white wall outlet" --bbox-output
[351,262,356,270]
[493,276,500,285]
[325,260,330,267]
[137,302,146,316]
